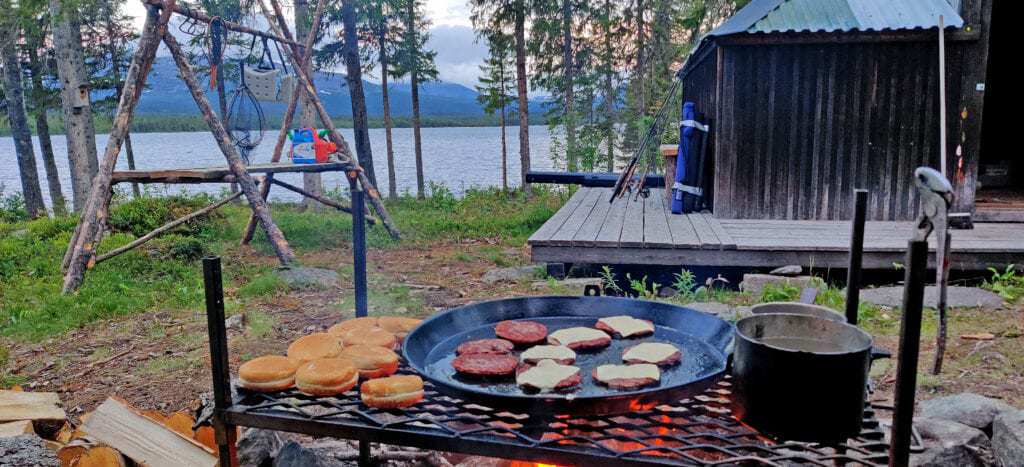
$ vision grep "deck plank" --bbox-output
[547,188,602,246]
[595,193,630,246]
[619,196,647,248]
[703,214,737,249]
[687,213,721,249]
[643,194,675,248]
[528,188,590,244]
[665,208,701,248]
[572,190,615,246]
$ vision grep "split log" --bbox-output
[269,178,377,224]
[94,191,243,264]
[61,4,171,292]
[161,31,297,266]
[258,0,401,240]
[58,440,127,467]
[163,412,195,439]
[0,390,66,424]
[0,420,34,437]
[80,397,216,467]
[242,0,327,245]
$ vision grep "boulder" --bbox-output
[0,435,60,467]
[482,266,540,284]
[238,428,283,467]
[993,410,1024,467]
[273,441,323,467]
[739,274,815,297]
[684,302,732,317]
[225,313,247,331]
[769,265,802,276]
[918,393,1016,432]
[860,286,1004,309]
[277,267,340,290]
[910,417,991,467]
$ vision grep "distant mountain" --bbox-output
[131,57,545,119]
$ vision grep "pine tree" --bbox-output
[393,0,437,199]
[22,14,68,215]
[476,31,516,191]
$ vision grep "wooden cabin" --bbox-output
[676,0,1009,221]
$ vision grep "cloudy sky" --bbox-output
[126,0,490,89]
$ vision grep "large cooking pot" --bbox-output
[731,313,873,442]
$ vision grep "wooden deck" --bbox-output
[528,187,1024,270]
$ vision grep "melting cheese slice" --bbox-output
[594,364,661,383]
[548,327,609,347]
[516,360,580,391]
[520,345,576,363]
[622,343,680,364]
[597,316,654,337]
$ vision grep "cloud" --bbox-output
[426,25,487,88]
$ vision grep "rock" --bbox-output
[482,265,541,284]
[685,302,732,316]
[993,410,1024,467]
[273,441,323,467]
[532,277,603,293]
[10,229,29,239]
[0,435,60,467]
[238,428,283,467]
[910,417,991,467]
[657,286,678,298]
[919,393,1017,432]
[225,313,246,331]
[769,265,802,276]
[277,267,340,290]
[860,286,1004,309]
[739,274,815,297]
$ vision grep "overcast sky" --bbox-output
[125,0,490,90]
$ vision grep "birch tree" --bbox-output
[393,0,437,199]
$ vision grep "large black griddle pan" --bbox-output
[403,296,733,415]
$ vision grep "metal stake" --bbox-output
[846,189,868,325]
[203,256,239,467]
[349,171,368,318]
[889,241,928,467]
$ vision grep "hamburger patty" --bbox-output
[516,361,582,391]
[452,353,518,377]
[547,327,612,351]
[622,342,682,366]
[592,364,661,390]
[456,338,515,355]
[494,320,548,345]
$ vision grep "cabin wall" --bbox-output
[712,41,968,221]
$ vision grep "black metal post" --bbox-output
[348,171,368,318]
[889,241,928,467]
[846,189,868,325]
[203,256,239,467]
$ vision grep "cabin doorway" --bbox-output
[976,0,1021,221]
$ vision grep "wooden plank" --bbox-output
[702,213,736,249]
[0,391,66,423]
[0,420,34,437]
[547,188,601,246]
[81,397,216,467]
[687,213,721,249]
[111,161,352,184]
[572,188,614,246]
[618,196,646,248]
[643,193,674,248]
[665,209,701,248]
[528,188,590,244]
[594,193,630,246]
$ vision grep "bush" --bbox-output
[146,234,207,261]
[107,194,223,238]
[0,189,28,224]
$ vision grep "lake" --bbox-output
[0,126,554,205]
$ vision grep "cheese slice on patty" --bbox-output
[520,345,576,363]
[516,360,580,391]
[597,316,654,337]
[622,343,680,364]
[548,327,609,346]
[594,364,661,383]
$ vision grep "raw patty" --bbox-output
[516,361,582,391]
[547,327,612,351]
[622,342,682,366]
[456,338,515,355]
[494,320,549,345]
[595,316,655,338]
[452,353,519,377]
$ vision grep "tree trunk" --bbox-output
[603,0,615,172]
[50,0,99,212]
[500,104,508,192]
[341,0,376,188]
[294,0,322,210]
[26,43,68,216]
[380,26,397,200]
[561,0,576,172]
[1,19,46,218]
[411,70,425,199]
[514,1,531,196]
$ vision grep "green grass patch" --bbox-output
[140,355,199,376]
[238,272,287,298]
[244,310,276,340]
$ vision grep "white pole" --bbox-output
[938,15,948,177]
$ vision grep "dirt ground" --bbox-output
[6,239,1023,422]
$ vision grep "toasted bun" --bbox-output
[378,316,422,336]
[339,345,400,378]
[360,375,424,409]
[341,328,397,349]
[296,358,359,396]
[328,317,380,337]
[288,333,344,362]
[238,356,300,392]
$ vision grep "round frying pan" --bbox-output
[403,296,734,415]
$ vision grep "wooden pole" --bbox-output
[142,0,301,48]
[95,191,244,264]
[938,15,947,177]
[257,0,401,240]
[889,240,928,467]
[241,0,326,245]
[162,30,297,266]
[268,178,377,224]
[62,4,171,292]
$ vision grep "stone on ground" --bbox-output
[739,274,814,297]
[238,427,283,467]
[918,393,1017,431]
[859,286,1003,309]
[0,435,59,467]
[277,267,340,290]
[684,302,732,316]
[482,265,541,284]
[532,277,602,293]
[769,265,802,276]
[993,410,1024,467]
[225,313,246,331]
[910,417,991,467]
[273,440,324,467]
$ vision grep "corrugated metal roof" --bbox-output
[746,0,963,34]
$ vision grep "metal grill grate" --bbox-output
[224,364,890,466]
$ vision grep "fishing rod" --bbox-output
[610,77,682,203]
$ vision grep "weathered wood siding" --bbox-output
[708,41,967,221]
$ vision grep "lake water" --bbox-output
[0,126,554,205]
